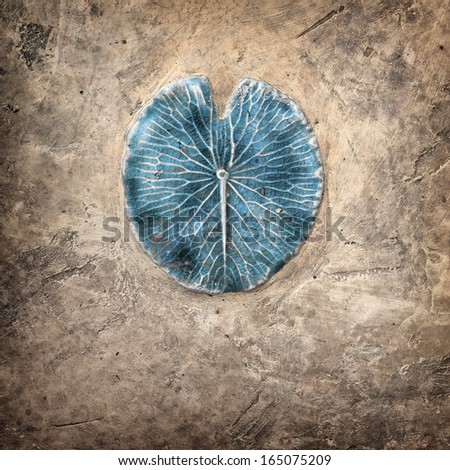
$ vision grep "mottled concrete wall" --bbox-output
[1,0,449,449]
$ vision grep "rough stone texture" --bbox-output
[0,0,449,450]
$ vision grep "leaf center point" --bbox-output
[216,168,229,181]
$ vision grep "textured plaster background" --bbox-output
[1,0,449,449]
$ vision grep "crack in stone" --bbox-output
[45,260,96,282]
[51,417,104,428]
[325,266,401,279]
[296,5,345,38]
[231,388,264,427]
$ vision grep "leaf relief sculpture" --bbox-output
[124,77,323,293]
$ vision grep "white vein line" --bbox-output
[228,90,254,167]
[232,175,318,190]
[228,184,297,240]
[227,238,251,282]
[185,222,220,278]
[153,98,216,170]
[227,189,287,252]
[230,93,290,169]
[219,175,227,270]
[132,157,210,176]
[200,246,220,283]
[134,173,211,185]
[228,115,235,168]
[266,163,318,171]
[185,87,216,161]
[232,132,313,172]
[139,137,212,173]
[180,185,219,237]
[230,227,269,275]
[166,91,216,164]
[193,86,218,169]
[137,181,215,214]
[230,87,252,129]
[247,100,286,136]
[229,94,279,168]
[154,104,216,171]
[195,240,221,285]
[136,152,211,175]
[231,87,266,157]
[230,179,313,214]
[205,87,218,169]
[229,192,297,239]
[234,126,310,166]
[224,255,242,289]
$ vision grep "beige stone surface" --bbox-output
[1,0,449,449]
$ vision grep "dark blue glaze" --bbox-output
[124,77,323,293]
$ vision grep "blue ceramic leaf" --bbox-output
[124,77,323,293]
